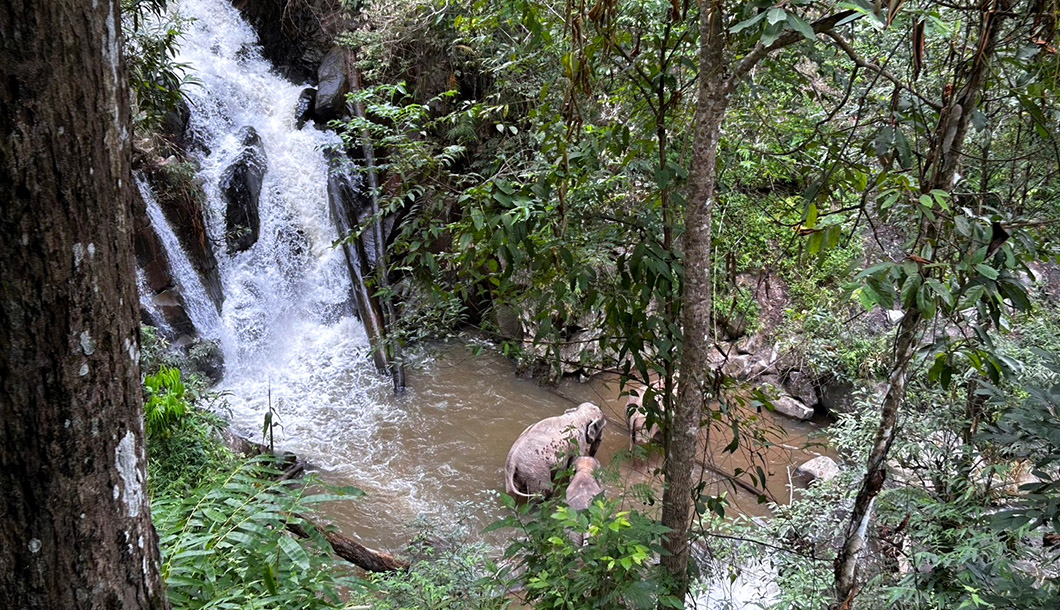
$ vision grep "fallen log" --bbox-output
[287,515,409,573]
[220,428,407,572]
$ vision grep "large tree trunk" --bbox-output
[0,2,167,608]
[345,54,406,393]
[663,3,728,604]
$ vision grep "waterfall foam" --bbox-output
[137,173,221,337]
[171,0,393,458]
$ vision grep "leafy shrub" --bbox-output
[152,458,364,610]
[122,0,196,130]
[144,366,189,439]
[348,519,512,609]
[142,359,228,496]
[494,495,679,609]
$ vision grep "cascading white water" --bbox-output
[168,0,399,458]
[137,174,221,337]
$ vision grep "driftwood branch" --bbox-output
[287,516,410,573]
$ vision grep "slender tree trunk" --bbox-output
[662,3,728,604]
[0,1,167,608]
[833,308,921,605]
[832,5,1003,605]
[346,57,406,393]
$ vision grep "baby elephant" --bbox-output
[564,456,604,510]
[505,402,607,500]
[626,383,668,449]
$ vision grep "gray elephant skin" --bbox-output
[504,402,606,499]
[565,456,604,510]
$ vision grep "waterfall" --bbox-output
[136,267,171,335]
[137,173,222,337]
[168,0,390,451]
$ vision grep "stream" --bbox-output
[150,0,830,562]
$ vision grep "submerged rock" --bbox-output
[221,126,267,253]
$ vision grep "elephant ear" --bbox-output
[586,417,606,444]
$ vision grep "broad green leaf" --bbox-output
[278,535,311,572]
[916,283,936,318]
[730,11,768,34]
[975,263,999,280]
[786,12,816,40]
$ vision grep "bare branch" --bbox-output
[825,30,943,111]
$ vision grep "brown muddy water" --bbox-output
[239,342,833,551]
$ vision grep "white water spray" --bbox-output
[170,0,393,459]
[137,173,221,337]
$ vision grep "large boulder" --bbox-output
[762,383,814,420]
[222,127,267,253]
[818,378,858,416]
[315,47,349,123]
[782,370,819,408]
[793,456,839,487]
[173,336,225,384]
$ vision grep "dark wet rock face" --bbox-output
[131,182,196,337]
[315,47,349,123]
[221,126,267,253]
[295,87,316,129]
[182,337,225,384]
[231,0,327,83]
[148,162,225,314]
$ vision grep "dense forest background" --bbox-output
[3,0,1060,609]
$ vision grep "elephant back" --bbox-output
[504,402,606,498]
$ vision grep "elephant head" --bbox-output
[504,402,607,500]
[564,456,603,511]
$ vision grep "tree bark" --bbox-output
[0,1,167,609]
[663,3,728,603]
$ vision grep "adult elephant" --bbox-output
[504,402,606,500]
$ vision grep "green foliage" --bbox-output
[348,520,511,610]
[152,458,364,610]
[141,363,230,497]
[144,366,188,439]
[983,350,1060,536]
[493,495,679,609]
[147,405,232,498]
[781,309,890,382]
[122,0,197,130]
[141,324,175,375]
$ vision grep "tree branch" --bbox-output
[729,10,857,86]
[825,31,942,111]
